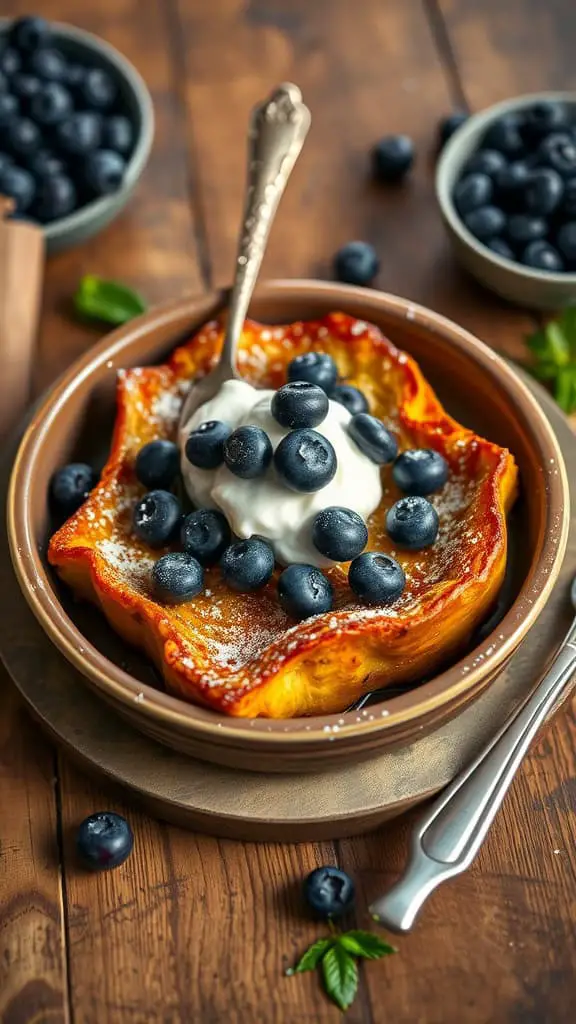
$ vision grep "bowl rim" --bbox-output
[436,90,576,285]
[7,280,570,747]
[0,17,155,242]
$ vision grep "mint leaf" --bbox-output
[339,930,397,959]
[74,275,147,326]
[559,306,576,355]
[321,943,358,1011]
[554,364,576,414]
[287,937,334,975]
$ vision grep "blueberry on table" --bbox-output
[271,381,329,429]
[348,551,406,605]
[34,174,77,221]
[9,16,51,53]
[152,551,204,604]
[6,117,41,158]
[538,132,576,177]
[371,134,414,183]
[102,114,134,155]
[453,173,493,216]
[330,383,369,415]
[181,509,231,566]
[506,213,547,248]
[274,429,337,493]
[287,351,338,393]
[438,111,468,148]
[303,866,355,919]
[27,148,65,177]
[132,490,181,548]
[77,812,133,871]
[56,111,102,155]
[482,114,525,157]
[80,67,117,110]
[84,149,126,195]
[524,168,564,216]
[50,463,97,517]
[28,47,67,82]
[521,240,563,273]
[223,424,273,479]
[465,149,507,178]
[556,221,576,263]
[30,81,72,125]
[486,237,515,260]
[220,537,275,592]
[463,205,506,241]
[494,160,530,211]
[0,47,21,76]
[185,419,231,470]
[312,506,368,562]
[386,495,439,549]
[521,100,569,145]
[0,165,35,211]
[348,412,398,464]
[135,439,180,490]
[392,448,449,496]
[333,241,379,286]
[0,93,19,127]
[277,564,333,619]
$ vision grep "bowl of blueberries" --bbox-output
[0,15,154,253]
[436,92,576,309]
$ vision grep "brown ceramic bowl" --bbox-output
[7,282,570,772]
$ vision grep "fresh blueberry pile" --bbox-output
[452,100,576,272]
[0,16,135,222]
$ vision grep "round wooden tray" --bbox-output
[1,378,574,841]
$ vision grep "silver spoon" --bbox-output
[179,83,310,430]
[370,573,576,933]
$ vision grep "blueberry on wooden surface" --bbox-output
[333,241,379,286]
[77,812,134,871]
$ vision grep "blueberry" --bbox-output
[80,68,117,110]
[0,152,12,175]
[538,132,576,177]
[506,214,547,248]
[30,81,72,125]
[0,47,21,76]
[392,449,449,496]
[10,72,41,108]
[494,160,530,210]
[312,506,368,562]
[438,111,468,148]
[181,509,231,566]
[77,812,133,871]
[272,381,329,429]
[135,439,180,489]
[348,551,406,605]
[0,164,35,211]
[9,16,51,53]
[465,149,507,178]
[28,48,67,82]
[287,351,338,393]
[371,134,414,183]
[386,496,439,549]
[56,111,102,155]
[524,168,564,215]
[521,240,563,273]
[102,114,134,155]
[561,178,576,218]
[223,424,273,479]
[6,117,41,158]
[34,174,76,221]
[274,429,337,493]
[152,551,204,604]
[50,463,97,517]
[84,149,126,195]
[453,172,493,215]
[334,241,379,286]
[486,237,515,260]
[277,564,333,619]
[0,93,19,127]
[303,866,355,919]
[185,420,231,469]
[0,71,7,93]
[132,490,181,548]
[483,115,524,157]
[348,412,398,464]
[64,63,86,89]
[330,384,369,415]
[220,537,275,592]
[463,205,506,241]
[27,148,65,177]
[557,221,576,263]
[521,101,569,145]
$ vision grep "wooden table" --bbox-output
[1,1,575,1021]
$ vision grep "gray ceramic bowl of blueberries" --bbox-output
[436,92,576,309]
[0,15,154,254]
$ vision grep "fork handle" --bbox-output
[369,616,576,933]
[218,84,310,382]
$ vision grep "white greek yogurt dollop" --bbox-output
[179,379,382,567]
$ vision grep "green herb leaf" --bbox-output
[286,937,334,975]
[525,308,576,414]
[554,364,576,414]
[74,274,147,326]
[321,942,358,1012]
[339,930,397,959]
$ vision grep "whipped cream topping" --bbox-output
[179,379,382,567]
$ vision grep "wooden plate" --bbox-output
[1,376,574,841]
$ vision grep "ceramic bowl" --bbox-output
[0,18,154,254]
[436,92,576,310]
[7,282,570,771]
